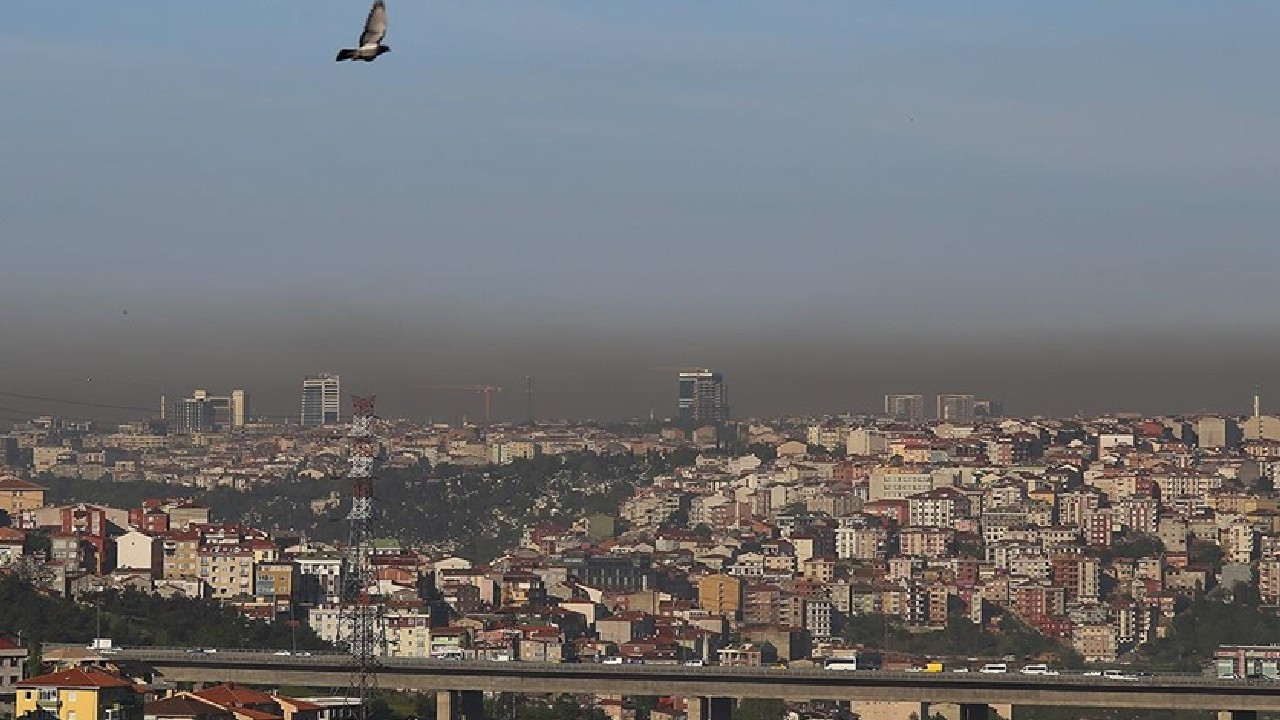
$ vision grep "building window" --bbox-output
[67,692,77,702]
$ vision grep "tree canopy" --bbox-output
[1140,587,1280,671]
[44,451,687,562]
[0,575,329,651]
[841,613,1075,664]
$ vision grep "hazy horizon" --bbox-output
[4,2,1280,424]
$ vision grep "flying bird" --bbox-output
[336,1,390,62]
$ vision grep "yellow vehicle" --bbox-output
[924,662,945,673]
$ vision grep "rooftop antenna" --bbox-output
[1254,385,1263,440]
[525,375,534,425]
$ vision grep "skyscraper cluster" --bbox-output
[885,393,1002,422]
[169,389,248,434]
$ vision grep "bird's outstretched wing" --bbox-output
[360,1,387,47]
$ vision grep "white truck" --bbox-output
[89,638,118,654]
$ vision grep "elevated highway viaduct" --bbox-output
[114,649,1280,720]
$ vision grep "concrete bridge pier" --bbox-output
[436,690,486,720]
[1218,712,1258,720]
[685,696,733,720]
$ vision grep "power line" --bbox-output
[0,390,155,413]
[0,402,141,425]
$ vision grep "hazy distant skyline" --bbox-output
[3,2,1280,422]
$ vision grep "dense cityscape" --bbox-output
[9,1,1280,719]
[3,370,1280,720]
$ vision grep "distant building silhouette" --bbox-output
[301,373,342,426]
[936,394,976,422]
[678,369,727,424]
[171,389,248,433]
[973,399,1004,419]
[884,394,924,421]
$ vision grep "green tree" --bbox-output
[25,637,42,678]
[519,695,608,720]
[1189,538,1225,571]
[22,531,50,557]
[841,613,903,650]
[45,451,669,563]
[0,575,330,651]
[733,699,783,720]
[1140,592,1280,671]
[365,698,394,720]
[1108,532,1165,560]
[632,697,656,720]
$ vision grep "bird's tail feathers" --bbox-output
[336,48,357,61]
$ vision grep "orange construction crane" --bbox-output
[424,385,503,427]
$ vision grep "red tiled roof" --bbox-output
[18,668,134,689]
[194,684,277,707]
[145,696,230,717]
[0,636,22,650]
[0,477,45,491]
[231,709,283,720]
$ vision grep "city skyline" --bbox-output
[6,3,1280,715]
[1,366,1278,428]
[4,2,1280,424]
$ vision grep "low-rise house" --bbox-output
[14,667,142,720]
[144,695,235,720]
[717,643,777,667]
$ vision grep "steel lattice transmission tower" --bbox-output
[337,395,388,720]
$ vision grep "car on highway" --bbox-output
[1019,664,1059,676]
[979,663,1008,674]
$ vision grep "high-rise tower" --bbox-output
[678,368,728,424]
[884,394,924,421]
[937,394,976,423]
[302,373,342,426]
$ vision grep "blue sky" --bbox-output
[3,2,1280,419]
